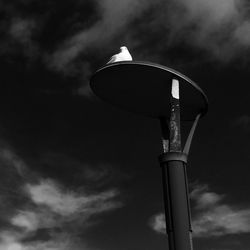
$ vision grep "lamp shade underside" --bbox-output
[90,61,208,121]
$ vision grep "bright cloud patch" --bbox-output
[149,184,250,237]
[149,213,165,234]
[25,179,120,216]
[11,211,39,232]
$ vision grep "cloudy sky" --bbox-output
[0,0,250,250]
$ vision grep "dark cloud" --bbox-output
[46,0,250,76]
[1,0,250,74]
[0,0,98,69]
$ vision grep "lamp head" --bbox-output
[90,62,208,120]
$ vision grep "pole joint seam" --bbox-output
[159,152,188,164]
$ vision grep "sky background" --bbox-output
[0,0,250,250]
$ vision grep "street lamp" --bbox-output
[90,61,208,250]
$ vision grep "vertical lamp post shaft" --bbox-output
[159,79,193,250]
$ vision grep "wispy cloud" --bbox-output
[11,211,41,232]
[25,178,121,217]
[0,147,28,177]
[190,184,224,210]
[49,0,156,71]
[5,177,121,249]
[149,184,250,237]
[0,230,92,250]
[0,147,123,250]
[48,0,250,74]
[161,0,247,63]
[0,231,24,250]
[1,0,250,76]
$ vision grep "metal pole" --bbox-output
[159,79,193,250]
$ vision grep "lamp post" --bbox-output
[90,61,208,250]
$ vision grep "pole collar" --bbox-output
[159,152,188,164]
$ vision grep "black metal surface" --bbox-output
[90,61,208,121]
[160,158,193,250]
[183,114,201,155]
